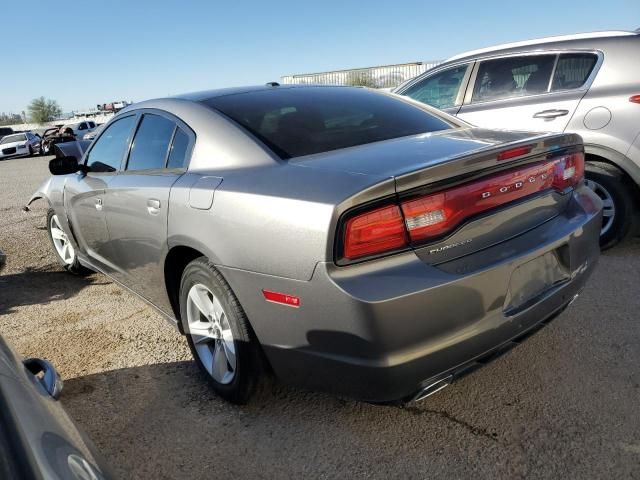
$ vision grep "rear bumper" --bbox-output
[219,185,602,403]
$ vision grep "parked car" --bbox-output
[83,123,105,141]
[40,127,76,155]
[394,30,640,248]
[0,255,111,479]
[0,132,41,159]
[28,85,601,404]
[0,126,14,141]
[64,120,97,139]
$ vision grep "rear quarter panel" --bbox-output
[565,37,640,169]
[167,165,392,281]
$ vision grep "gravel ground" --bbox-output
[1,155,639,479]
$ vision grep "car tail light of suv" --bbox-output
[340,152,584,262]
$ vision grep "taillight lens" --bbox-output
[340,152,584,261]
[343,204,407,259]
[552,152,584,190]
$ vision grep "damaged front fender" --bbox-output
[24,177,54,210]
[24,176,66,212]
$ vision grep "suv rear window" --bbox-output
[551,53,598,91]
[202,87,454,159]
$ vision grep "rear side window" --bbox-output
[203,87,454,159]
[127,114,175,171]
[167,128,190,168]
[85,115,136,172]
[402,64,469,109]
[551,53,598,91]
[472,55,556,103]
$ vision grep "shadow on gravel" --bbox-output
[60,360,501,478]
[0,266,102,315]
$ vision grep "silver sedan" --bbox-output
[28,85,602,404]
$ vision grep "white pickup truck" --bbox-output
[63,120,97,138]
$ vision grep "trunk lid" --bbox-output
[293,127,584,266]
[292,127,577,181]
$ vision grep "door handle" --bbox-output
[533,109,569,119]
[147,199,161,215]
[95,198,103,211]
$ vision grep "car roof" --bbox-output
[446,30,639,62]
[175,84,348,102]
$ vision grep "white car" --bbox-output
[0,132,41,159]
[64,120,97,139]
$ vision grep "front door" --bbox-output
[64,114,138,273]
[397,63,473,116]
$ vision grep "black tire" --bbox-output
[46,209,90,275]
[585,161,636,249]
[180,257,262,404]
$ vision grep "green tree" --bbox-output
[345,71,378,88]
[27,97,62,123]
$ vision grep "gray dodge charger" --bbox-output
[28,85,602,404]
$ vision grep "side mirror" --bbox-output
[49,156,83,175]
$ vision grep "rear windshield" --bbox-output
[202,87,454,159]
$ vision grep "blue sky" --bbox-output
[1,0,637,113]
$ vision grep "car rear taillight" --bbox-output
[402,152,583,243]
[629,95,640,104]
[343,204,408,259]
[551,152,584,191]
[340,152,584,261]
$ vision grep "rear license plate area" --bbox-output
[504,247,570,315]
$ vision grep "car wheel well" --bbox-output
[585,153,640,208]
[164,246,205,332]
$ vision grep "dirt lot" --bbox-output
[1,155,639,479]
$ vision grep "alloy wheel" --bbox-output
[50,214,75,265]
[585,179,615,235]
[186,283,237,384]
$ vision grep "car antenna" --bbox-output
[265,82,280,87]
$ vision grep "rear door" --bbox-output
[64,114,138,273]
[104,111,193,311]
[457,52,599,132]
[396,63,473,115]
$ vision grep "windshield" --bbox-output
[202,87,455,159]
[0,134,26,144]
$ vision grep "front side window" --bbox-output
[204,87,454,159]
[402,65,469,109]
[126,114,176,171]
[85,115,136,173]
[551,53,598,91]
[472,55,556,103]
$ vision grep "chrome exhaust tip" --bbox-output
[412,375,453,402]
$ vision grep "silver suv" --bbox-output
[395,30,640,248]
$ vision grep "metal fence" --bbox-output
[281,61,442,89]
